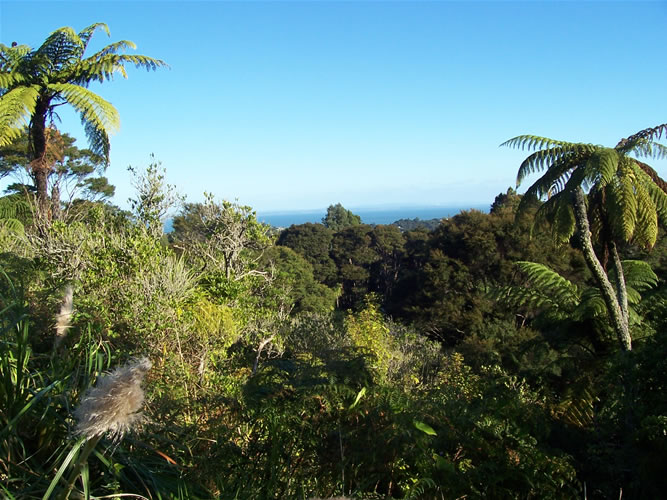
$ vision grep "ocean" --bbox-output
[164,204,490,232]
[256,204,489,228]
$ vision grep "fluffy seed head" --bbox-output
[74,357,152,441]
[54,284,74,348]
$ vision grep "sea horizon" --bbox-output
[164,203,491,232]
[257,203,490,228]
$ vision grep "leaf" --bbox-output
[414,420,437,436]
[349,387,366,409]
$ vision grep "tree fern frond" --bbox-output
[501,135,585,152]
[77,23,110,52]
[551,202,576,244]
[635,170,667,228]
[633,159,667,194]
[627,139,667,160]
[605,163,638,242]
[0,196,30,219]
[616,123,667,153]
[516,147,571,186]
[0,218,24,235]
[0,43,32,67]
[36,27,83,71]
[575,289,607,320]
[514,261,580,309]
[48,82,120,133]
[90,40,138,59]
[491,284,559,312]
[586,148,619,188]
[0,72,26,90]
[83,120,111,161]
[519,157,573,198]
[555,385,597,428]
[68,53,167,84]
[533,192,576,244]
[0,85,39,146]
[621,260,658,292]
[632,182,658,248]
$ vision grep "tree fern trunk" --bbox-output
[573,188,632,351]
[29,98,50,215]
[609,241,629,329]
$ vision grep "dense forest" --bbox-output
[1,24,667,500]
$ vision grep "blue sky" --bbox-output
[2,1,667,212]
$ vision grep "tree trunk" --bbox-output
[609,242,629,327]
[573,188,632,351]
[29,98,50,215]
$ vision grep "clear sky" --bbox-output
[1,0,666,212]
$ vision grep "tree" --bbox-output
[276,223,337,286]
[172,194,271,281]
[128,156,182,238]
[0,129,114,215]
[331,224,378,309]
[0,23,165,211]
[322,203,362,231]
[503,124,667,350]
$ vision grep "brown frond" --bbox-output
[634,159,667,194]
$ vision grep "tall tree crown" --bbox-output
[502,125,667,249]
[0,23,166,161]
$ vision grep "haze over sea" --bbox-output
[256,204,489,228]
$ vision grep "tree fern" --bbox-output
[504,124,667,351]
[0,86,40,147]
[0,23,165,208]
[492,262,580,316]
[0,195,30,236]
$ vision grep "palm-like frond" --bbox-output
[90,40,137,59]
[0,72,25,90]
[0,85,39,147]
[621,260,658,293]
[0,43,32,71]
[625,138,667,160]
[83,120,111,161]
[605,161,638,243]
[633,159,667,194]
[47,83,119,160]
[506,135,596,187]
[66,54,167,85]
[500,134,584,152]
[77,23,110,52]
[514,261,580,308]
[585,148,619,188]
[532,192,577,243]
[35,27,84,72]
[491,261,580,314]
[48,82,120,133]
[616,123,667,154]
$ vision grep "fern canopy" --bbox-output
[0,23,166,205]
[504,126,667,249]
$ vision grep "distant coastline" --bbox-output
[258,204,490,228]
[164,204,490,232]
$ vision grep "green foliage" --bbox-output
[261,245,338,315]
[276,222,337,286]
[128,155,182,237]
[1,165,665,498]
[322,203,362,231]
[345,297,396,380]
